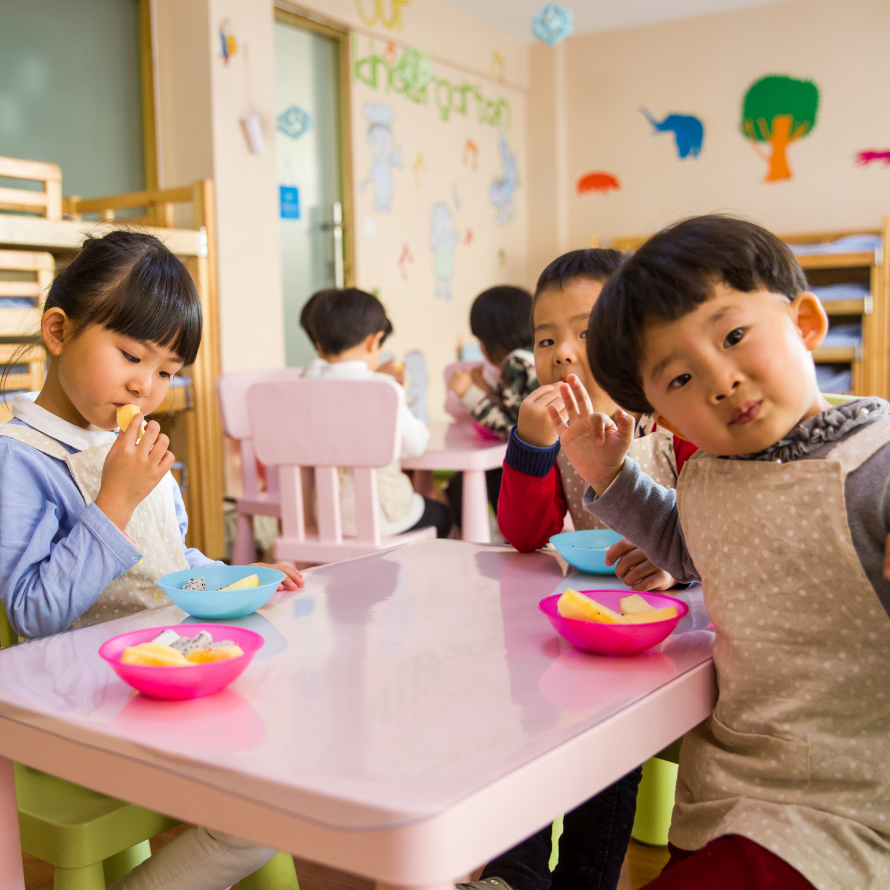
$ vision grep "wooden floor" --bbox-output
[22,825,669,890]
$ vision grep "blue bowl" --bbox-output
[549,529,624,574]
[156,566,286,619]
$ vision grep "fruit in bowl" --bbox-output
[100,624,264,700]
[156,566,285,619]
[539,589,688,656]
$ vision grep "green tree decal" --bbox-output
[740,75,819,181]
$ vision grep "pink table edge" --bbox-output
[0,660,715,890]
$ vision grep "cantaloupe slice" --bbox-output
[121,642,191,667]
[621,594,655,615]
[557,588,627,624]
[117,404,141,432]
[624,605,677,624]
[220,573,260,591]
[186,645,244,663]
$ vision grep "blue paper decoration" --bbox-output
[532,3,574,46]
[277,105,312,140]
[279,186,300,219]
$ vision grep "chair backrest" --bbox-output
[216,368,304,498]
[443,360,499,421]
[0,156,62,220]
[248,377,402,547]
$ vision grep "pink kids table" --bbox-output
[402,422,508,544]
[0,541,716,890]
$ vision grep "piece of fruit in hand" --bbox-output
[116,404,141,432]
[220,573,260,590]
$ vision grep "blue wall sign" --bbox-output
[280,185,300,219]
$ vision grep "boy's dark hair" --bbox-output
[532,248,624,336]
[49,230,202,364]
[310,288,393,356]
[469,286,533,359]
[299,289,330,344]
[587,214,808,413]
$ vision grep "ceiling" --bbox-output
[435,0,796,42]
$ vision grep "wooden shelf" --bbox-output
[796,252,876,270]
[814,346,858,363]
[822,299,867,316]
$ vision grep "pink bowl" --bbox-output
[539,590,688,656]
[472,422,502,441]
[99,624,264,700]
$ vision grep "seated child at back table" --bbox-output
[0,231,302,890]
[446,285,537,524]
[301,287,452,538]
[552,215,890,890]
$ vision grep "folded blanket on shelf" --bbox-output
[790,234,882,255]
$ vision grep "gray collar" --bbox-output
[731,398,889,463]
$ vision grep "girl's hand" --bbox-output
[606,539,676,591]
[95,416,174,532]
[449,368,473,397]
[516,385,565,447]
[378,359,405,386]
[250,562,304,590]
[549,375,634,495]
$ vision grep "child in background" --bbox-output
[301,288,451,538]
[0,231,301,890]
[446,285,537,526]
[554,215,890,890]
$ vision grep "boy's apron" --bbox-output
[673,417,890,890]
[0,425,188,629]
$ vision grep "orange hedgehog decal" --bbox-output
[577,171,620,195]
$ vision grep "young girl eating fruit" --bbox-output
[553,215,890,890]
[0,230,301,890]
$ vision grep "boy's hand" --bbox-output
[95,417,174,532]
[549,375,634,495]
[378,359,405,385]
[516,385,565,447]
[250,562,304,591]
[449,368,473,397]
[606,539,676,591]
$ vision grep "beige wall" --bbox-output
[549,0,890,245]
[155,0,286,375]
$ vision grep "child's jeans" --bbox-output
[108,826,278,890]
[479,767,642,890]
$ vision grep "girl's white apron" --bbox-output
[0,425,188,629]
[673,418,890,890]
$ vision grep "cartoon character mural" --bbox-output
[489,133,519,226]
[740,75,819,182]
[639,108,704,158]
[576,171,620,194]
[429,203,460,300]
[360,103,404,211]
[403,350,430,421]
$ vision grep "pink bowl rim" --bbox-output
[98,624,265,669]
[538,590,690,627]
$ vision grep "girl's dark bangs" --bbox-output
[95,249,203,365]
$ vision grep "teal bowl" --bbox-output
[157,566,285,620]
[549,530,624,574]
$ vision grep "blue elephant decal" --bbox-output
[639,108,704,158]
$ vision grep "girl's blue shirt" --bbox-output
[0,413,221,639]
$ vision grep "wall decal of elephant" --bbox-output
[639,107,704,158]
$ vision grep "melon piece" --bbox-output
[116,404,141,432]
[187,645,244,664]
[121,642,191,667]
[557,588,627,624]
[620,594,655,615]
[220,573,260,591]
[624,605,678,624]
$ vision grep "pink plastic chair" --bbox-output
[248,377,435,565]
[216,368,305,564]
[443,360,499,421]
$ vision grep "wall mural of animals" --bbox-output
[639,107,704,158]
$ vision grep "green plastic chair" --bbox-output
[631,745,681,847]
[0,604,298,890]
